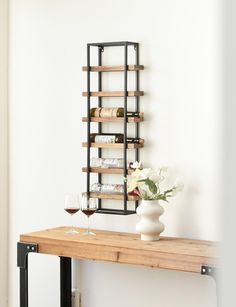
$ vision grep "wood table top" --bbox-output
[20,227,218,274]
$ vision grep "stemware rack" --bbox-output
[82,41,144,215]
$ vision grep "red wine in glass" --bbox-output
[81,196,97,235]
[82,208,96,217]
[65,208,80,215]
[64,194,80,234]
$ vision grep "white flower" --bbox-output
[131,168,141,178]
[157,175,165,183]
[138,182,154,199]
[128,179,138,192]
[173,178,184,192]
[139,168,152,179]
[159,166,168,172]
[126,164,183,201]
[149,171,164,183]
[130,161,142,169]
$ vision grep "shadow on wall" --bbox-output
[79,260,217,307]
[176,182,201,239]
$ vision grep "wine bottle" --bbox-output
[91,183,124,194]
[90,157,124,168]
[90,107,141,118]
[90,133,143,144]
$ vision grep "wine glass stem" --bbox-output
[87,216,90,233]
[71,215,74,232]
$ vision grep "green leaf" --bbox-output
[145,179,157,194]
[137,179,147,182]
[157,194,168,202]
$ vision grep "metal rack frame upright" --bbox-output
[85,41,142,215]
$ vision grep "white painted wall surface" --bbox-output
[220,0,236,306]
[0,0,9,306]
[9,0,223,306]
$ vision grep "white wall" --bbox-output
[0,0,9,306]
[9,1,223,307]
[220,0,236,306]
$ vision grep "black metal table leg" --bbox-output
[60,257,72,307]
[17,242,38,307]
[201,265,219,307]
[19,260,28,307]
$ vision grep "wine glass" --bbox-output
[64,194,80,234]
[81,196,98,236]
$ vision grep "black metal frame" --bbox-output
[17,242,38,307]
[17,242,218,307]
[201,265,218,279]
[201,265,219,307]
[86,41,141,215]
[17,242,72,307]
[97,46,103,211]
[60,257,72,307]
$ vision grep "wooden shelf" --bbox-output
[82,116,144,123]
[82,167,133,174]
[82,91,144,97]
[82,142,144,149]
[20,227,217,274]
[83,192,139,201]
[82,65,144,72]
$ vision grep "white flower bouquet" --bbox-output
[126,163,183,201]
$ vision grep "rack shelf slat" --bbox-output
[82,167,133,174]
[82,116,144,123]
[82,142,144,149]
[83,192,139,201]
[82,65,144,72]
[82,91,144,97]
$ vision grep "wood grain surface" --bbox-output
[82,65,144,72]
[82,167,133,174]
[82,192,139,201]
[82,116,144,123]
[82,142,144,149]
[82,91,144,97]
[20,227,218,274]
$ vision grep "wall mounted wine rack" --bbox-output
[82,41,144,215]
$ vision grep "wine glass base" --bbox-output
[82,231,96,236]
[66,229,79,234]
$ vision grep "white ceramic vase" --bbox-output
[136,199,165,241]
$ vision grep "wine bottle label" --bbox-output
[100,108,112,117]
[99,108,119,118]
[102,158,124,168]
[94,108,101,117]
[94,135,116,143]
[126,138,140,143]
[102,184,124,194]
[91,183,124,194]
[90,157,103,167]
[91,183,101,192]
[90,108,141,118]
[127,112,140,117]
[90,158,124,168]
[112,108,119,117]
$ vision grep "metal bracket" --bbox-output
[17,242,38,269]
[201,265,218,280]
[201,265,219,307]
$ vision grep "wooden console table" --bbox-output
[17,227,218,307]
